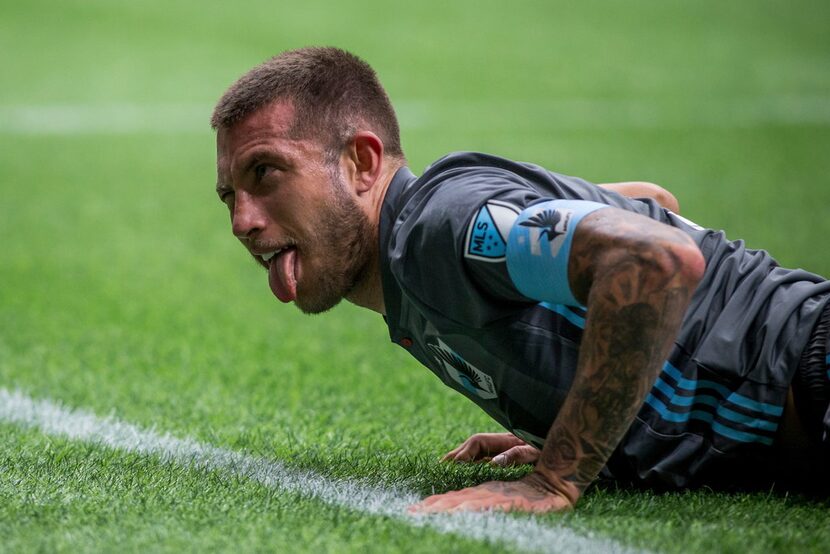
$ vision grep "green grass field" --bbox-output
[2,0,830,552]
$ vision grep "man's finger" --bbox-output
[440,436,479,461]
[409,489,466,512]
[453,444,482,462]
[450,499,515,513]
[444,440,487,462]
[440,445,464,461]
[412,488,489,513]
[441,447,464,462]
[490,445,540,466]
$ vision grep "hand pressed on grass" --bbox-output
[408,472,576,514]
[441,432,541,466]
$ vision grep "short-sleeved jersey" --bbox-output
[379,152,830,488]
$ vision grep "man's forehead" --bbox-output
[219,99,297,145]
[215,99,329,188]
[216,100,297,176]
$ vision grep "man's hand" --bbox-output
[442,432,541,466]
[408,472,577,514]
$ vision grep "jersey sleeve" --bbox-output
[506,199,610,306]
[386,154,653,328]
[388,171,538,327]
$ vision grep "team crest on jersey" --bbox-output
[426,338,497,399]
[520,208,567,241]
[519,207,574,257]
[464,200,520,262]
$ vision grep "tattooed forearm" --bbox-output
[536,209,704,492]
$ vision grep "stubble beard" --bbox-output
[293,170,376,315]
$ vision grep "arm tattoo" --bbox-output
[537,210,702,491]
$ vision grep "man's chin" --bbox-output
[292,289,344,315]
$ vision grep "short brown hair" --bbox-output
[211,47,404,160]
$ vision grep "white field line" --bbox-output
[0,387,643,554]
[0,104,210,135]
[1,95,829,134]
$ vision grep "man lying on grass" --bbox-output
[210,47,830,513]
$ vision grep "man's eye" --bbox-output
[254,164,271,180]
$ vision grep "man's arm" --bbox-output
[411,207,704,513]
[599,181,680,213]
[531,207,703,501]
[438,181,680,470]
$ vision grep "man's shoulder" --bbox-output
[418,151,556,190]
[386,153,540,259]
[386,152,546,235]
[420,151,531,176]
[380,153,545,326]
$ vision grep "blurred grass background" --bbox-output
[1,0,829,552]
[2,0,829,268]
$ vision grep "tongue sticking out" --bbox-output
[268,248,298,303]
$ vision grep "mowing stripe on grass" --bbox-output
[1,95,829,135]
[0,388,641,554]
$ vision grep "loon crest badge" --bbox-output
[519,206,573,257]
[426,338,497,400]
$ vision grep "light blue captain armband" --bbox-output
[506,199,610,307]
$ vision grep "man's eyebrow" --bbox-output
[214,148,294,198]
[241,149,292,174]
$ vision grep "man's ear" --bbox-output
[346,131,384,194]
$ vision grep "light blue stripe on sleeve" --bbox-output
[539,302,586,329]
[644,394,714,424]
[711,421,774,446]
[651,377,719,408]
[650,378,777,431]
[726,391,783,416]
[661,362,730,396]
[506,200,608,307]
[644,393,775,445]
[661,362,783,416]
[716,405,778,431]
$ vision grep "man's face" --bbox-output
[215,101,374,314]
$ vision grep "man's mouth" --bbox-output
[263,246,298,303]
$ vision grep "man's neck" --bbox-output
[345,161,404,315]
[345,250,385,315]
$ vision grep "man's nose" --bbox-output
[231,192,266,239]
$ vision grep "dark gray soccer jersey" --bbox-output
[379,152,830,488]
